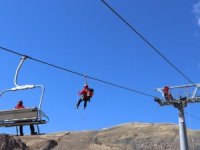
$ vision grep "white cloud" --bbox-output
[197,63,200,68]
[198,18,200,26]
[194,1,200,14]
[194,1,200,27]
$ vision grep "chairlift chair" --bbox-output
[0,56,48,135]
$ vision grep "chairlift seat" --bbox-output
[0,107,46,127]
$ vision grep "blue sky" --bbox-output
[0,0,200,135]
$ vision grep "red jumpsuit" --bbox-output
[163,86,173,100]
[76,87,91,109]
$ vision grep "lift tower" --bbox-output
[154,84,200,150]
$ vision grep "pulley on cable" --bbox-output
[75,75,94,109]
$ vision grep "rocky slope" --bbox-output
[1,123,200,150]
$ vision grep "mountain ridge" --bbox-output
[0,122,200,150]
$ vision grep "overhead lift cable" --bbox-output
[0,46,155,98]
[101,0,194,85]
[100,1,200,132]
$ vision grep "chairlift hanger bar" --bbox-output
[14,56,28,87]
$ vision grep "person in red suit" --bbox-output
[163,86,173,101]
[76,84,93,109]
[15,100,37,136]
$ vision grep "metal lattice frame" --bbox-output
[154,83,200,150]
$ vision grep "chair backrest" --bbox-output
[0,108,38,121]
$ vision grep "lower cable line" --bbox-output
[0,46,155,98]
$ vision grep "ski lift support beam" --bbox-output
[154,83,200,150]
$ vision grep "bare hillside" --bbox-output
[1,123,200,150]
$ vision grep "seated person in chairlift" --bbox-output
[76,84,94,109]
[15,100,37,136]
[163,86,173,101]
